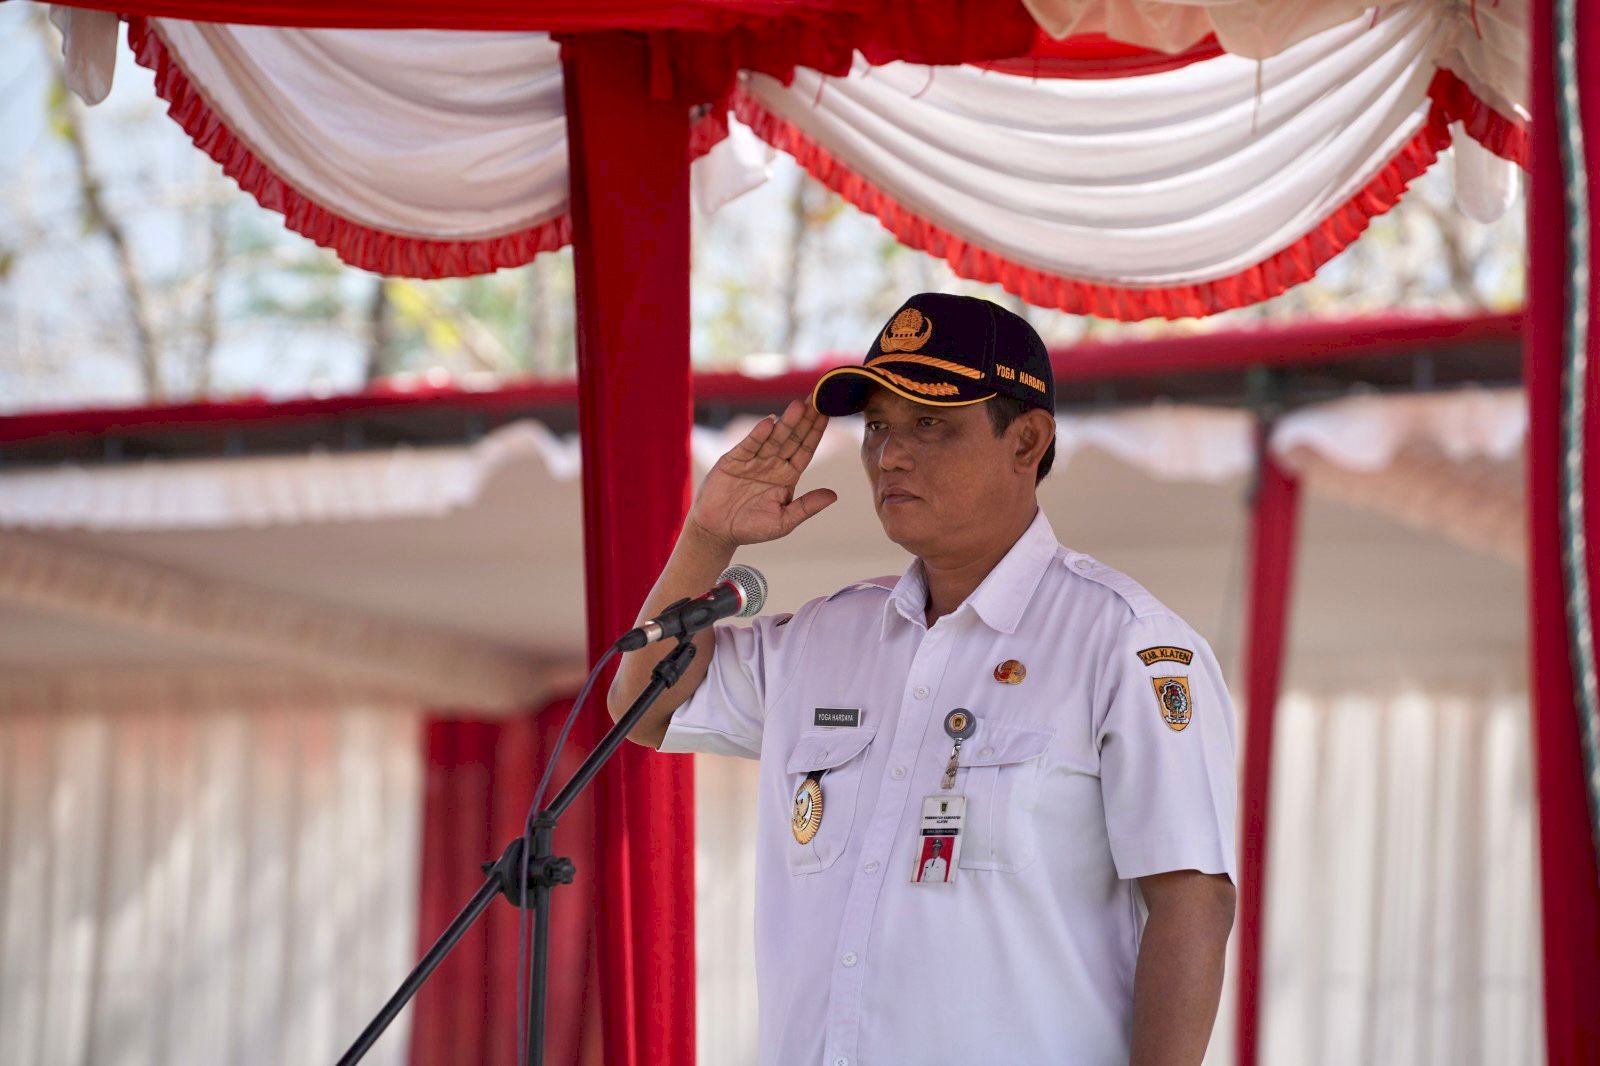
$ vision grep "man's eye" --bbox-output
[917,417,940,428]
[865,421,886,432]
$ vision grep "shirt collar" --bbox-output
[881,508,1059,638]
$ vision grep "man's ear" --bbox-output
[1012,408,1055,473]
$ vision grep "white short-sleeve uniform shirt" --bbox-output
[661,509,1237,1066]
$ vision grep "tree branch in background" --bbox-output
[39,18,165,400]
[191,201,227,396]
[777,175,816,356]
[1409,192,1485,308]
[385,278,514,374]
[364,275,392,381]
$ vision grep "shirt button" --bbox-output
[979,747,994,758]
[842,952,858,967]
[864,860,880,873]
[891,766,906,779]
[835,1058,849,1066]
[913,686,929,699]
[1073,557,1092,571]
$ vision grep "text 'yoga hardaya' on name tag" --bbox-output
[813,707,861,728]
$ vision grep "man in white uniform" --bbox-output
[609,293,1236,1065]
[919,838,950,884]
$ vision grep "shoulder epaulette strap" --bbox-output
[824,575,898,601]
[1062,552,1167,619]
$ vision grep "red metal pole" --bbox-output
[1526,1,1600,1061]
[1234,423,1301,1066]
[564,32,696,1066]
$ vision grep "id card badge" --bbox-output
[910,794,965,884]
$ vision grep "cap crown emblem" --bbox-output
[879,308,934,353]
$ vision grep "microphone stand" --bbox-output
[337,636,699,1066]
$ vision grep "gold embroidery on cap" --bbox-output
[873,368,960,397]
[880,308,934,353]
[1019,371,1046,393]
[868,353,984,380]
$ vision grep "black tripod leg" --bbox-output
[527,873,553,1066]
[336,873,503,1066]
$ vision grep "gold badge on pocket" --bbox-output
[792,771,824,844]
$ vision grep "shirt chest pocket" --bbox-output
[955,723,1053,874]
[783,726,878,875]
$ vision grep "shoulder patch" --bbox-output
[1062,553,1167,619]
[825,576,898,602]
[1137,645,1194,667]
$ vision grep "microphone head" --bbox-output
[718,564,768,618]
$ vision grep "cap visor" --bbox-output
[810,366,996,416]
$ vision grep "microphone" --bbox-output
[615,564,767,652]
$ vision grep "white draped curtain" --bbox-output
[0,694,424,1066]
[51,1,1527,311]
[1254,684,1541,1066]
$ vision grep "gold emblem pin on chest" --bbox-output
[792,772,824,844]
[994,659,1026,684]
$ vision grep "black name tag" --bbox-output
[814,707,861,728]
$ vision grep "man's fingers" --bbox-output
[778,402,825,463]
[783,487,838,528]
[755,400,802,460]
[729,414,776,460]
[794,410,828,463]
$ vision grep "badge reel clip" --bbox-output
[912,709,976,885]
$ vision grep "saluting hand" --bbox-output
[688,398,837,549]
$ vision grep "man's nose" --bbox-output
[875,428,914,471]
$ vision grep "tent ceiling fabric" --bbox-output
[0,389,1526,705]
[0,388,1524,528]
[54,2,1525,309]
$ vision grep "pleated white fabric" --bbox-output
[1022,0,1373,59]
[1254,685,1542,1066]
[0,698,423,1066]
[147,21,571,240]
[740,3,1487,294]
[55,1,1523,292]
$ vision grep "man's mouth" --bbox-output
[879,489,920,506]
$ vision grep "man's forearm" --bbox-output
[1129,874,1234,1066]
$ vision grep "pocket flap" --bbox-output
[960,724,1053,767]
[785,726,877,774]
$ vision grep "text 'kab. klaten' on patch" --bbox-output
[1136,645,1194,667]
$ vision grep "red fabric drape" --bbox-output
[410,706,602,1066]
[68,0,1039,103]
[1234,432,1302,1066]
[564,33,696,1066]
[975,31,1224,78]
[50,0,1025,32]
[1526,1,1600,1062]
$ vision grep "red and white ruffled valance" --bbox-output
[59,1,1527,316]
[735,2,1527,319]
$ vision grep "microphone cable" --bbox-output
[515,641,618,1066]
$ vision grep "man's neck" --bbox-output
[919,504,1038,628]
